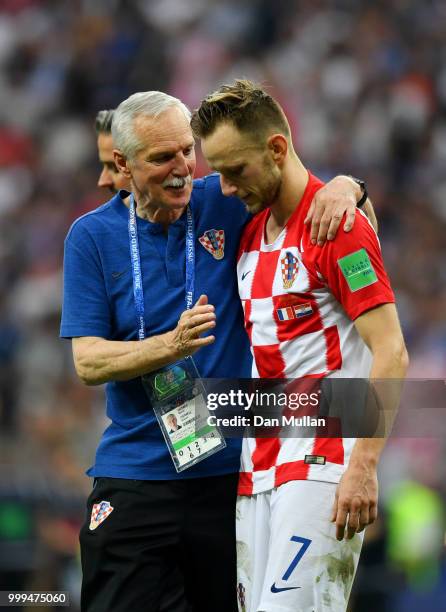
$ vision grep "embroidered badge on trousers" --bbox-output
[199,229,225,260]
[281,251,299,288]
[89,500,114,530]
[237,583,247,612]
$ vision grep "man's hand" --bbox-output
[304,175,362,246]
[331,461,378,541]
[169,294,216,358]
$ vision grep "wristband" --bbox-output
[349,176,368,208]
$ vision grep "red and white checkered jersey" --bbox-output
[237,172,395,495]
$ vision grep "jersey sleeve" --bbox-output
[315,211,395,320]
[60,221,112,339]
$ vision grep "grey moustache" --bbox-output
[163,176,192,188]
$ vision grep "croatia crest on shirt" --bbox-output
[281,251,299,288]
[199,229,225,260]
[89,500,114,530]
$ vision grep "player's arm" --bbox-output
[331,303,409,540]
[72,295,216,385]
[305,175,377,245]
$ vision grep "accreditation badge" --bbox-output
[142,357,226,472]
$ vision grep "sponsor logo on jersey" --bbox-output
[241,270,251,281]
[270,583,301,593]
[337,248,378,291]
[111,270,125,279]
[199,229,225,259]
[304,454,326,465]
[281,251,299,288]
[276,303,313,321]
[89,500,114,530]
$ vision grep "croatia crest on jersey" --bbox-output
[237,583,246,612]
[199,229,225,260]
[281,251,299,288]
[89,500,114,531]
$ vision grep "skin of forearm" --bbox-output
[349,342,409,468]
[361,199,378,233]
[74,332,179,385]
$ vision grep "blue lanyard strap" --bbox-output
[128,194,195,340]
[128,194,146,340]
[185,204,195,309]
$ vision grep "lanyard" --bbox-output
[128,193,195,340]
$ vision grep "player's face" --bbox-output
[97,133,130,193]
[127,107,196,213]
[201,122,281,214]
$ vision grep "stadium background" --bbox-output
[0,0,445,610]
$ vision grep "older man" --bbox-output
[61,90,374,612]
[192,80,408,612]
[93,108,190,612]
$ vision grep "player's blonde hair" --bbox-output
[191,79,291,143]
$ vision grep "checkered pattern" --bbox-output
[237,173,395,495]
[199,229,225,259]
[89,500,114,530]
[280,251,299,288]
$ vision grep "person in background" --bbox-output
[95,109,130,193]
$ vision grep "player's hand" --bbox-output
[330,463,378,541]
[304,175,360,246]
[170,294,216,358]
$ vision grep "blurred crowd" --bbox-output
[0,1,445,610]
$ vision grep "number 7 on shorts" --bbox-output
[282,536,312,581]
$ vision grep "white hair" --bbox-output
[112,91,192,159]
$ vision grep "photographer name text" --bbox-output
[207,414,326,427]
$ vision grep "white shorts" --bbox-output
[236,480,364,612]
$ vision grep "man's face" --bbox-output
[201,122,281,215]
[126,107,196,213]
[167,415,178,429]
[97,133,130,193]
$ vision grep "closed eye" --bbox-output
[226,165,245,177]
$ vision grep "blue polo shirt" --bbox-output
[61,174,252,479]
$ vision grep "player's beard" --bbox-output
[242,159,282,215]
